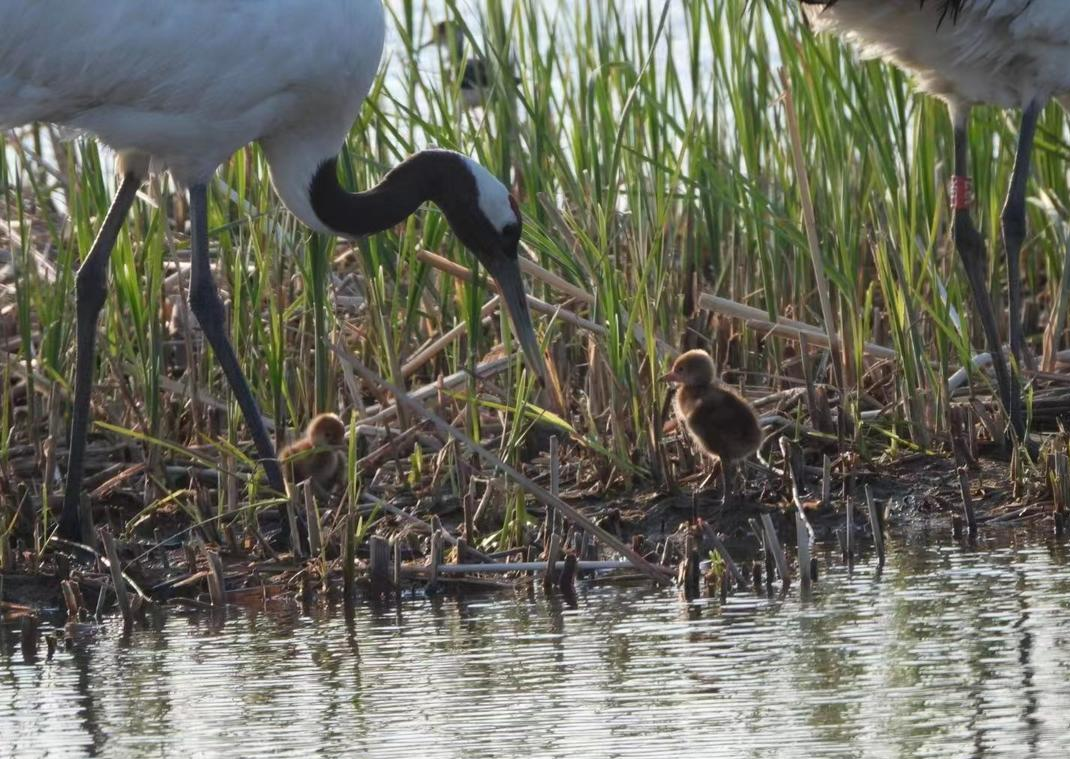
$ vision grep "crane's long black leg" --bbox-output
[59,172,142,541]
[186,184,286,498]
[951,113,1023,442]
[1002,99,1042,371]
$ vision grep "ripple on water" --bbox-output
[2,528,1070,758]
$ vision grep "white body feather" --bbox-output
[0,0,386,230]
[803,0,1070,111]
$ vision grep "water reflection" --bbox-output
[2,528,1070,758]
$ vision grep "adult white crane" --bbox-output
[0,0,547,542]
[799,0,1070,441]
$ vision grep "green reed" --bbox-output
[2,0,1068,551]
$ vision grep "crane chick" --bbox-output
[280,413,346,493]
[663,350,760,505]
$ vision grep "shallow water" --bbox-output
[2,528,1070,758]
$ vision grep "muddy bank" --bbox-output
[3,439,1061,620]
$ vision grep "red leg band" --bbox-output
[951,176,972,211]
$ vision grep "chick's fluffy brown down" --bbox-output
[280,413,346,489]
[669,350,761,463]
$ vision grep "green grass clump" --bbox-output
[2,0,1068,551]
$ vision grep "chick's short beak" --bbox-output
[660,370,681,383]
[481,252,548,387]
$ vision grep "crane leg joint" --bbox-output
[75,257,109,318]
[188,268,226,326]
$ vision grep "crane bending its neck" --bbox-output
[269,146,547,383]
[309,152,445,238]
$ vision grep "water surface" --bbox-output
[2,528,1069,758]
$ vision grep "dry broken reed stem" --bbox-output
[416,249,606,335]
[795,510,813,595]
[157,375,275,432]
[428,530,444,590]
[359,355,513,425]
[60,579,80,619]
[401,295,501,377]
[957,466,978,534]
[359,492,495,563]
[780,437,815,592]
[425,560,634,574]
[846,498,855,562]
[303,482,322,556]
[780,66,844,397]
[417,249,676,359]
[98,528,132,625]
[697,292,894,361]
[204,546,226,607]
[543,533,562,589]
[333,346,672,585]
[368,535,391,592]
[864,485,886,564]
[760,514,790,585]
[420,245,896,377]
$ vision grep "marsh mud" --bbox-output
[2,440,1053,617]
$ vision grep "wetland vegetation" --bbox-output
[2,0,1070,753]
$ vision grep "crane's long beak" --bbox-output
[486,256,548,387]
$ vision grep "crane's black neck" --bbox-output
[309,150,468,239]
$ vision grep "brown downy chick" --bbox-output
[662,350,761,504]
[280,413,346,492]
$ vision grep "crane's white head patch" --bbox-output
[434,151,545,384]
[462,156,520,233]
